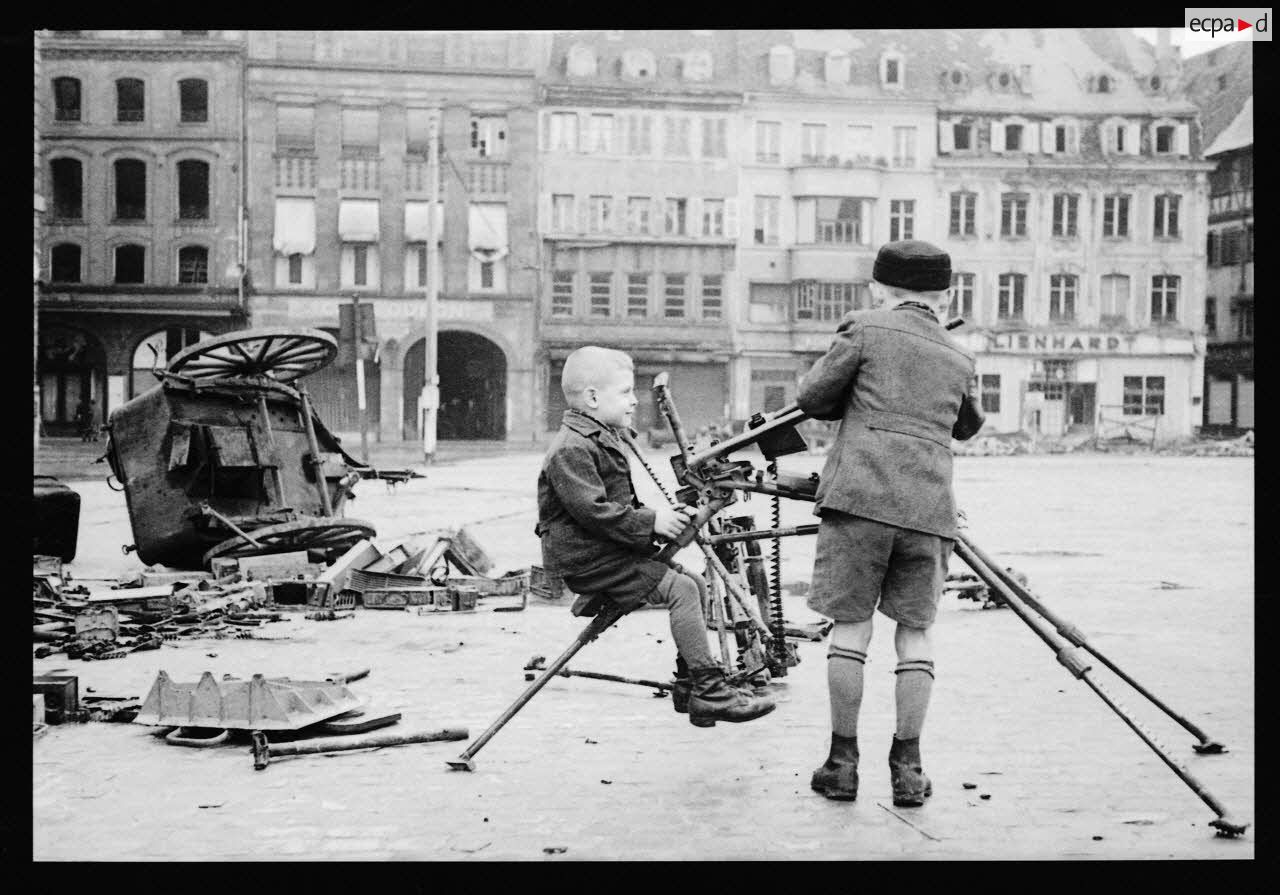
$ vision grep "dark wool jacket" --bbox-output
[797,303,985,539]
[535,409,668,608]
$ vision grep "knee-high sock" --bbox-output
[828,645,867,738]
[894,659,935,740]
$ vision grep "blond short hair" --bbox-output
[561,346,634,408]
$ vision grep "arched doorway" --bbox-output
[403,331,507,440]
[38,324,107,435]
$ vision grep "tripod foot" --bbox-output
[1209,815,1248,838]
[446,757,476,772]
[1192,740,1227,755]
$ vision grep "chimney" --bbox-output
[1154,26,1177,87]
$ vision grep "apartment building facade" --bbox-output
[934,30,1212,442]
[245,30,545,442]
[535,31,743,436]
[1182,42,1253,433]
[732,31,940,420]
[37,30,247,434]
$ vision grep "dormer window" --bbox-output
[683,49,712,81]
[1150,75,1162,90]
[1005,123,1023,151]
[880,52,904,87]
[825,50,850,85]
[768,45,795,84]
[567,44,597,78]
[1097,74,1111,93]
[623,48,657,80]
[943,68,969,90]
[998,71,1012,88]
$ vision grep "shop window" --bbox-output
[51,157,83,219]
[116,78,144,122]
[177,159,210,219]
[179,79,208,123]
[1123,376,1164,416]
[53,77,81,121]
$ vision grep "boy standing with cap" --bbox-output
[797,240,985,806]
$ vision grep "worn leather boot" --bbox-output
[888,736,933,807]
[671,675,691,714]
[810,734,859,801]
[687,667,776,727]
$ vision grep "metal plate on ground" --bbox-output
[133,670,366,731]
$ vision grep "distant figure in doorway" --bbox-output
[76,398,98,442]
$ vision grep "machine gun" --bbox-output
[629,373,1245,838]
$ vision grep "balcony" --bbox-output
[274,155,316,190]
[790,160,886,198]
[1209,190,1252,221]
[404,158,444,194]
[340,157,380,191]
[468,160,509,199]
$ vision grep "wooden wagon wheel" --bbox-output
[166,327,338,383]
[202,518,377,566]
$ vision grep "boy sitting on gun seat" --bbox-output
[536,346,776,728]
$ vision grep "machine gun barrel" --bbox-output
[685,404,810,472]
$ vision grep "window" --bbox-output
[949,272,975,318]
[1052,123,1078,154]
[950,191,976,236]
[883,55,902,86]
[1004,123,1023,151]
[1232,300,1254,340]
[341,243,379,289]
[801,123,827,163]
[50,244,81,283]
[1218,74,1228,91]
[342,108,379,151]
[1103,194,1129,238]
[627,197,651,234]
[589,273,612,316]
[664,198,687,236]
[114,244,145,283]
[179,79,208,123]
[587,114,614,154]
[814,197,864,244]
[353,245,369,286]
[755,121,780,163]
[1097,75,1111,94]
[588,195,612,233]
[547,112,578,151]
[181,30,209,37]
[1206,230,1218,266]
[552,194,575,231]
[1100,274,1130,323]
[847,125,873,160]
[627,274,649,317]
[891,126,916,168]
[114,159,146,220]
[479,261,494,289]
[1204,296,1217,337]
[701,118,728,158]
[794,282,863,322]
[277,105,316,152]
[664,116,691,157]
[998,194,1029,238]
[953,122,972,151]
[116,78,144,122]
[405,108,437,158]
[702,199,725,237]
[664,274,687,318]
[700,275,724,320]
[551,270,574,315]
[889,200,914,242]
[176,159,209,220]
[177,246,209,284]
[626,114,653,155]
[754,196,779,245]
[997,273,1025,320]
[471,116,507,158]
[1150,275,1179,324]
[1155,125,1175,154]
[980,374,1001,413]
[1123,376,1164,415]
[1219,228,1243,265]
[1112,123,1127,153]
[623,47,656,79]
[1154,194,1180,238]
[53,77,80,121]
[1049,274,1077,322]
[51,158,82,219]
[1051,193,1078,238]
[289,253,305,285]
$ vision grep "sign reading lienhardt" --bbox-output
[977,331,1196,354]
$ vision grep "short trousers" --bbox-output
[806,511,952,628]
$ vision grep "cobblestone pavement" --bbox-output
[33,449,1254,860]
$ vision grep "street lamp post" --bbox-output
[422,112,440,464]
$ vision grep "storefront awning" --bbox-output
[273,198,316,255]
[404,201,444,242]
[468,203,508,259]
[338,199,381,243]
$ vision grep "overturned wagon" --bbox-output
[104,328,376,570]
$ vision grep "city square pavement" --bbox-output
[33,441,1254,860]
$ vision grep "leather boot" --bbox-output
[888,736,932,807]
[810,734,859,800]
[671,675,691,714]
[687,667,776,728]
